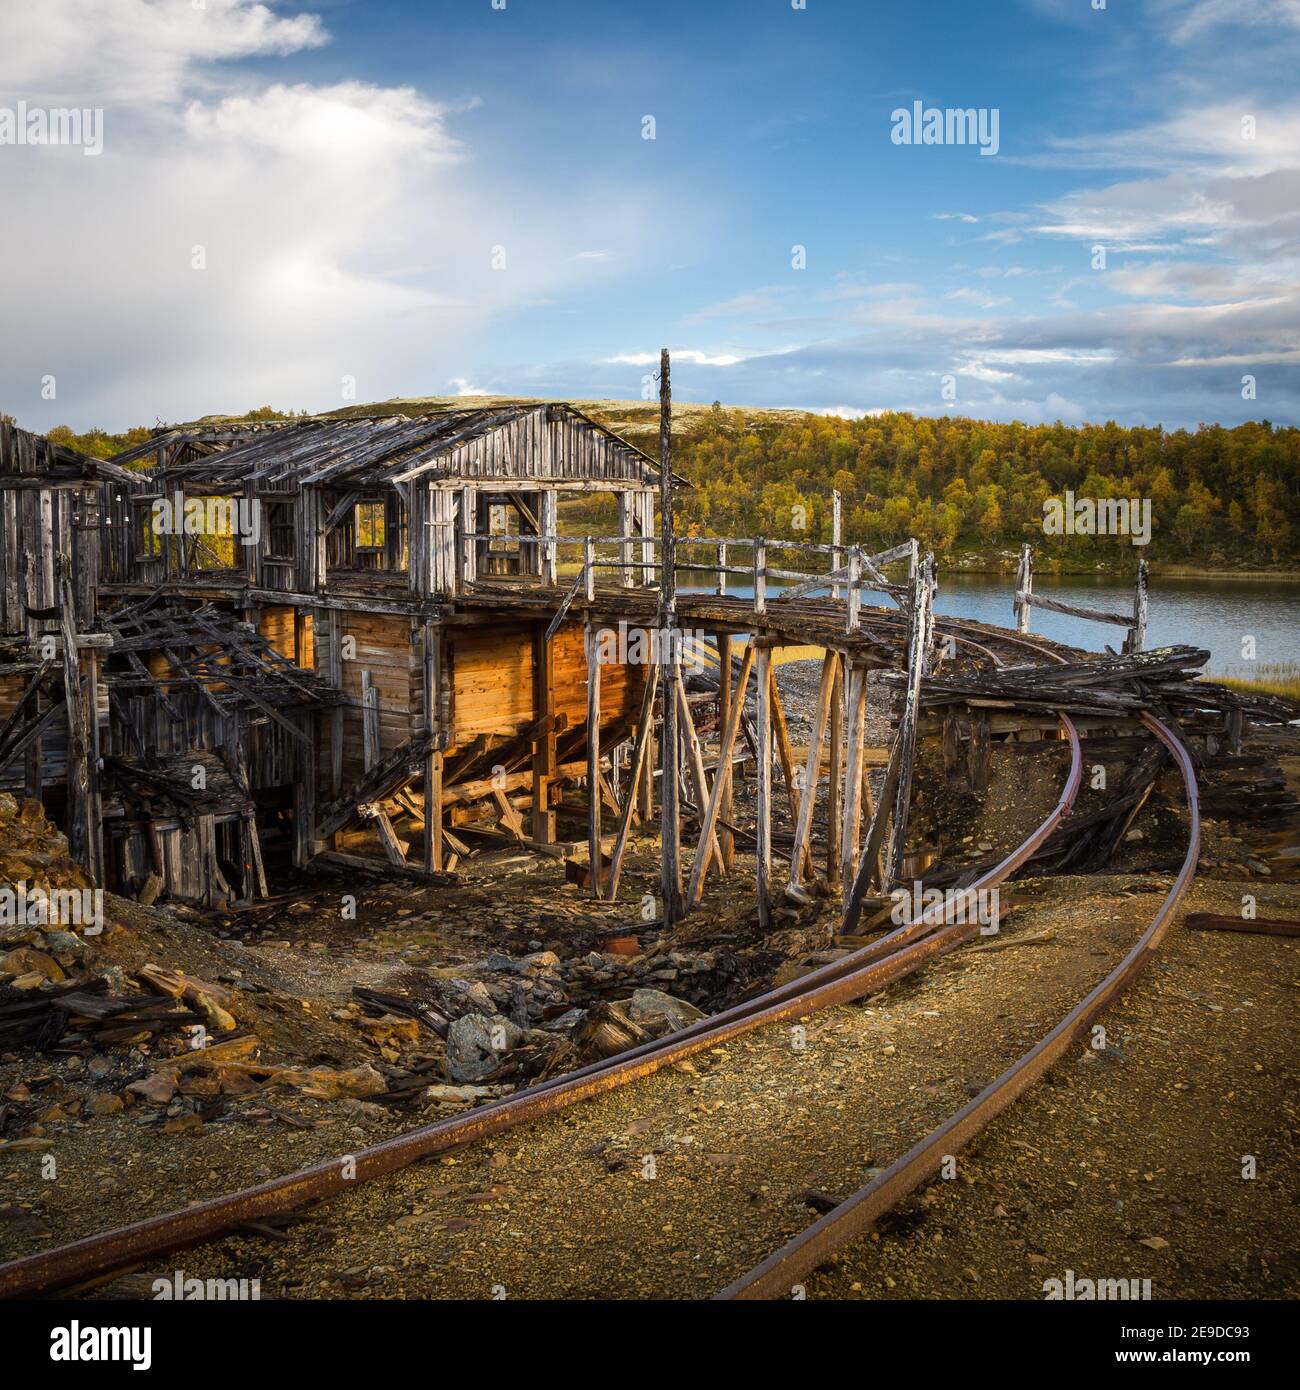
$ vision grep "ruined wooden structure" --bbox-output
[4,382,1287,931]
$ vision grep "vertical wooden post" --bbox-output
[461,486,478,589]
[583,535,595,602]
[637,632,656,824]
[606,662,660,899]
[676,670,723,879]
[888,561,930,883]
[586,617,602,897]
[753,538,767,615]
[787,651,836,898]
[531,624,557,843]
[825,653,844,886]
[831,488,843,599]
[1127,557,1148,654]
[840,659,868,902]
[1015,542,1032,634]
[328,611,343,798]
[716,632,735,870]
[422,621,444,872]
[618,493,635,588]
[846,545,861,632]
[755,642,772,929]
[658,349,682,925]
[540,490,558,586]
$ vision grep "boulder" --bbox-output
[445,1012,524,1083]
[625,988,705,1033]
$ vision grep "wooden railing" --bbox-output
[461,530,920,634]
[1014,544,1148,653]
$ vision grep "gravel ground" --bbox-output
[79,871,1299,1301]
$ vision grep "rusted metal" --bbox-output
[0,710,1083,1300]
[1184,912,1300,938]
[716,711,1200,1299]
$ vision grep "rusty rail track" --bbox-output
[0,615,1195,1302]
[0,703,1084,1297]
[718,710,1200,1298]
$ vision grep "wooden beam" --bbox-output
[531,624,557,843]
[686,643,755,908]
[840,659,868,902]
[825,653,844,887]
[716,633,734,870]
[755,643,772,930]
[586,618,602,897]
[605,662,659,899]
[787,650,836,899]
[676,668,723,878]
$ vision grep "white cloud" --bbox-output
[0,0,328,104]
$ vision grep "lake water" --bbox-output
[681,571,1297,676]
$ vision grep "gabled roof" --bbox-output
[0,419,139,487]
[126,403,686,490]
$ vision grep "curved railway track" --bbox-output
[0,609,1202,1300]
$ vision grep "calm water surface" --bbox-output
[682,570,1297,676]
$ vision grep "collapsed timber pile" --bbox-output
[910,644,1300,889]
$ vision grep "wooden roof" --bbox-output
[123,403,684,491]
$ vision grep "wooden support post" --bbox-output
[586,618,603,898]
[422,621,444,872]
[676,669,723,879]
[716,543,727,597]
[540,490,557,586]
[59,572,100,882]
[658,348,682,926]
[843,724,905,933]
[840,659,868,902]
[361,670,380,771]
[637,634,656,824]
[328,611,343,798]
[583,535,595,602]
[686,643,755,907]
[618,493,635,588]
[753,538,767,615]
[1127,557,1149,654]
[768,659,800,825]
[716,632,734,869]
[888,562,930,884]
[531,624,557,843]
[825,653,844,887]
[846,545,861,632]
[755,642,773,930]
[831,489,843,600]
[606,662,660,899]
[1014,542,1032,634]
[787,651,836,899]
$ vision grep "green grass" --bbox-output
[1209,662,1300,701]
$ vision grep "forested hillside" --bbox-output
[671,408,1299,570]
[26,401,1300,572]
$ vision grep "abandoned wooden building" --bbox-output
[2,406,675,905]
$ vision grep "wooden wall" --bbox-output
[446,619,640,754]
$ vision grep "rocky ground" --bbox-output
[0,666,1295,1300]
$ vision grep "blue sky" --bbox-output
[1,0,1298,430]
